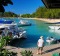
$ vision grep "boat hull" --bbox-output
[0,20,13,24]
[18,24,31,27]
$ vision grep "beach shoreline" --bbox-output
[22,18,60,23]
[19,18,60,23]
[1,17,60,23]
[25,18,60,23]
[36,18,60,23]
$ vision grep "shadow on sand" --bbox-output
[44,47,60,53]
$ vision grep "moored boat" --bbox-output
[0,24,27,40]
[0,19,13,24]
[46,22,60,30]
[18,20,31,27]
[46,37,58,45]
[49,26,60,30]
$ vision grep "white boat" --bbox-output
[19,20,31,26]
[13,31,27,39]
[8,26,27,39]
[19,20,26,24]
[0,19,27,39]
[0,24,27,39]
[46,37,56,44]
[48,22,60,30]
[49,26,60,30]
[0,23,17,30]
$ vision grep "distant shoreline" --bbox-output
[36,18,60,23]
[23,18,60,23]
[0,17,60,23]
[26,18,60,23]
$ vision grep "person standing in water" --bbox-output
[37,36,44,55]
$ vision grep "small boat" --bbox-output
[0,23,17,30]
[46,22,60,30]
[18,20,31,27]
[0,24,27,39]
[0,19,13,24]
[13,31,27,39]
[46,37,56,44]
[8,26,27,39]
[49,26,60,30]
[0,19,27,39]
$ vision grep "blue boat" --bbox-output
[0,19,13,24]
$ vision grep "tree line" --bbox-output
[0,11,18,17]
[21,7,60,19]
[1,6,60,18]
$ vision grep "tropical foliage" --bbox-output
[0,12,18,17]
[21,14,32,18]
[0,36,17,56]
[20,50,33,56]
[0,36,11,49]
[21,7,60,19]
[0,49,17,56]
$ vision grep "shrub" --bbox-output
[0,49,17,56]
[20,50,33,56]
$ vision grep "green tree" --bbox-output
[32,7,60,19]
[35,7,47,18]
[21,14,31,18]
[3,12,18,17]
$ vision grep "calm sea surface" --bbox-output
[1,18,60,48]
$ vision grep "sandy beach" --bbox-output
[22,18,60,23]
[34,18,60,23]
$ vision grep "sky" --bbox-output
[4,0,44,14]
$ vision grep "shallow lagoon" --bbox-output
[1,18,60,48]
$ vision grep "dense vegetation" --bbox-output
[0,36,17,56]
[21,14,31,18]
[0,12,18,17]
[0,1,60,19]
[21,7,60,19]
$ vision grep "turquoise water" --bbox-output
[0,18,60,48]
